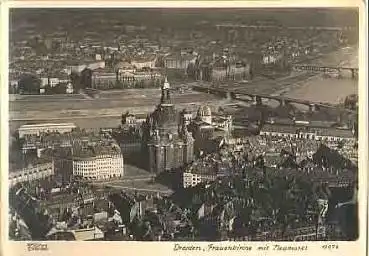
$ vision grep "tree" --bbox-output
[186,63,196,79]
[343,94,358,110]
[80,68,93,89]
[18,74,41,94]
[70,72,81,91]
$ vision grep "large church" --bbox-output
[141,78,195,173]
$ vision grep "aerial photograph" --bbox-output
[8,8,359,241]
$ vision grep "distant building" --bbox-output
[117,68,163,87]
[261,49,284,65]
[115,62,135,73]
[183,156,232,188]
[131,55,157,70]
[18,123,77,138]
[121,112,148,127]
[40,73,71,88]
[40,77,49,88]
[189,105,233,155]
[20,129,116,154]
[211,67,228,81]
[66,82,74,94]
[164,54,197,70]
[200,58,251,82]
[9,162,54,187]
[183,170,218,188]
[142,77,195,173]
[72,143,124,180]
[91,68,117,89]
[181,109,193,126]
[67,60,106,74]
[132,70,162,83]
[259,124,356,142]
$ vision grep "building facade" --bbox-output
[117,70,163,86]
[131,56,157,70]
[73,153,124,180]
[164,54,197,70]
[91,68,117,89]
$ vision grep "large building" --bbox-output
[9,162,54,187]
[142,78,195,173]
[198,57,251,82]
[66,60,106,75]
[72,143,124,180]
[91,68,117,89]
[19,129,123,182]
[189,105,233,155]
[115,62,163,87]
[183,155,232,188]
[131,55,157,70]
[259,124,356,143]
[18,123,76,138]
[164,54,197,70]
[183,170,218,188]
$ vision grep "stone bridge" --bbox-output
[192,85,355,113]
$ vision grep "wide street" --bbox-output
[92,179,173,195]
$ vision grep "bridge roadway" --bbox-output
[192,84,355,113]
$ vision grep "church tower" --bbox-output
[160,76,172,106]
[144,77,194,174]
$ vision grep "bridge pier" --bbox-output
[253,95,262,105]
[279,99,287,107]
[225,91,236,100]
[226,92,231,100]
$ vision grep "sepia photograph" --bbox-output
[5,6,363,245]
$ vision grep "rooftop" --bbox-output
[19,123,76,130]
[260,124,298,134]
[260,124,354,138]
[73,142,122,159]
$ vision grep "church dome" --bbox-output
[197,105,212,117]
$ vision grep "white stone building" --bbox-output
[183,171,217,188]
[73,147,124,180]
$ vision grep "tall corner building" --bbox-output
[142,77,194,173]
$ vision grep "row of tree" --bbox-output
[14,74,72,95]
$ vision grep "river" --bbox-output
[283,45,358,104]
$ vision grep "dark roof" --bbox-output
[260,124,355,138]
[260,124,298,134]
